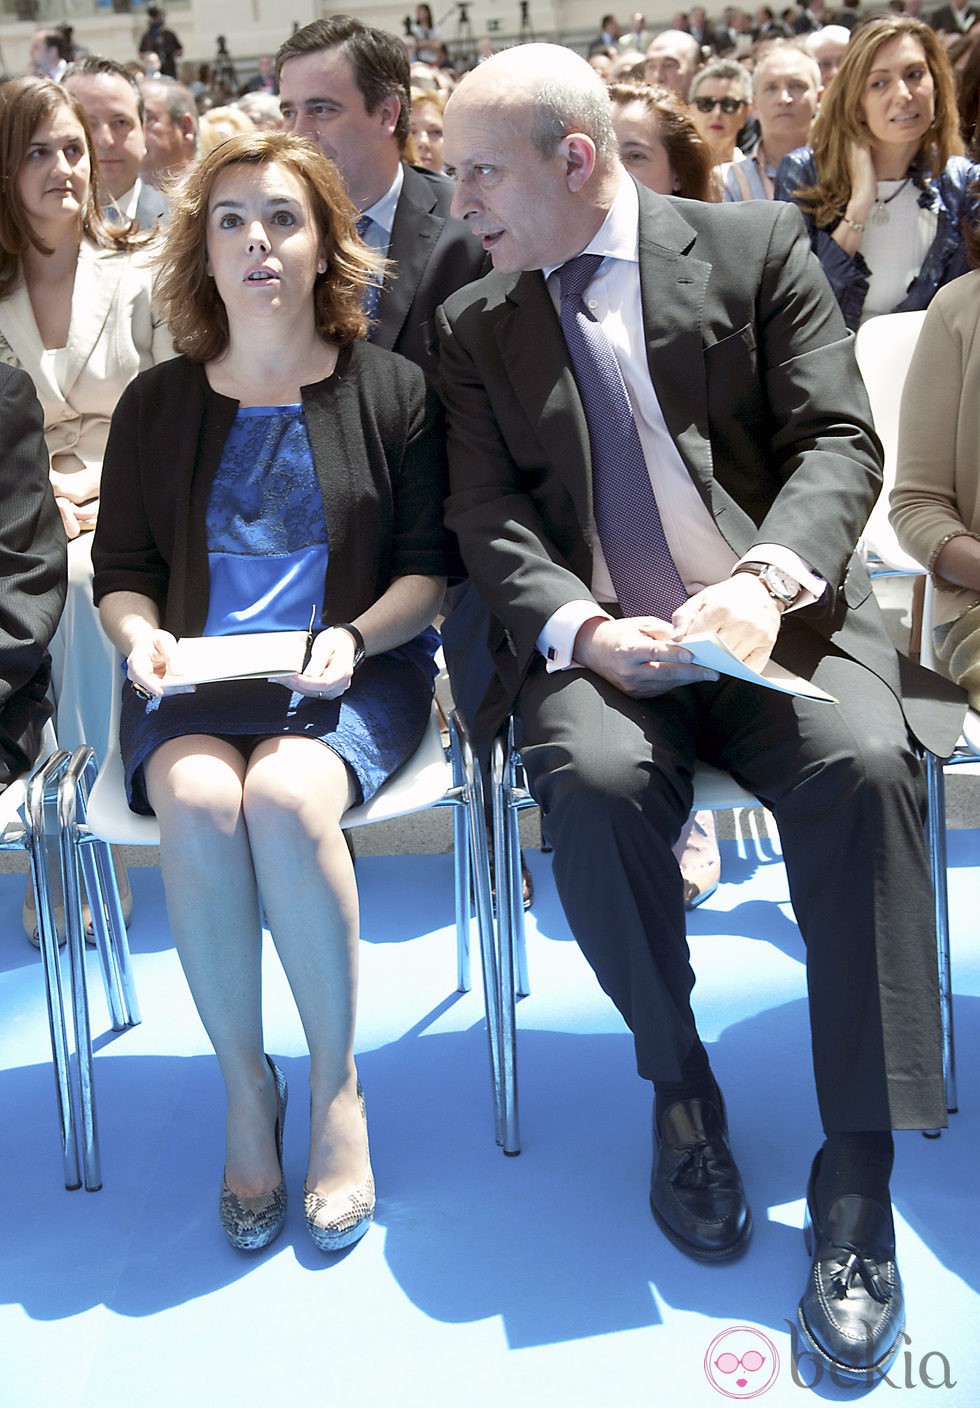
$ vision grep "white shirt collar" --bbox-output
[542,168,639,283]
[113,180,141,221]
[360,162,404,239]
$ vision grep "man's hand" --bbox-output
[573,616,720,697]
[670,574,783,672]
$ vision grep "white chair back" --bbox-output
[854,310,928,574]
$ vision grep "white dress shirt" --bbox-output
[537,172,824,669]
[359,163,405,254]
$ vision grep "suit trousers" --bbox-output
[515,616,947,1133]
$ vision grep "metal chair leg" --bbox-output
[27,751,82,1190]
[491,728,520,1155]
[57,750,103,1191]
[503,725,531,1000]
[449,729,472,994]
[450,712,506,1147]
[925,750,957,1115]
[73,752,140,1031]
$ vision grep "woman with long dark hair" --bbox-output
[775,16,980,328]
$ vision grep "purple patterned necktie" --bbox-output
[559,252,688,620]
[356,214,382,336]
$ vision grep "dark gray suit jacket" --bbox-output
[436,186,965,755]
[0,364,67,784]
[375,163,487,381]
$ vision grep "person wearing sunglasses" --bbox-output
[688,60,753,171]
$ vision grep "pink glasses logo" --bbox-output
[704,1326,780,1399]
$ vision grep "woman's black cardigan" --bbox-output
[92,340,457,634]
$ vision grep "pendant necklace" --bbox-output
[870,175,912,227]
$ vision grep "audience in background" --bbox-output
[777,16,980,329]
[138,5,182,81]
[688,58,754,166]
[197,104,256,158]
[408,87,447,172]
[139,77,199,192]
[645,29,704,97]
[806,22,850,83]
[610,80,718,198]
[27,28,69,83]
[722,41,820,198]
[64,57,169,230]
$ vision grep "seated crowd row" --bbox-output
[0,14,978,1387]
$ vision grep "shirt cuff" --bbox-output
[537,601,613,671]
[735,545,826,610]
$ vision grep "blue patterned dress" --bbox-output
[120,405,437,814]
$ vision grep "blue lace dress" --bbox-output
[120,404,438,814]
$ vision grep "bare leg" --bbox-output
[144,736,280,1197]
[243,737,369,1200]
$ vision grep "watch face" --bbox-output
[763,566,797,602]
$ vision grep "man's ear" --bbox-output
[562,132,598,191]
[378,92,402,138]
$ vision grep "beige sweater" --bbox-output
[890,269,980,628]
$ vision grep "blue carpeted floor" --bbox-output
[1,833,978,1407]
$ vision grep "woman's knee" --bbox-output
[147,748,245,834]
[242,742,353,835]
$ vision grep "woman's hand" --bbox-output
[845,140,878,213]
[832,140,878,256]
[126,628,179,698]
[50,466,100,507]
[280,627,358,700]
[55,496,82,540]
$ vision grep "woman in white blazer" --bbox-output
[0,76,174,937]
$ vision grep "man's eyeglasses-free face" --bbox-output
[692,95,747,114]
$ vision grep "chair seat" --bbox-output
[342,710,451,828]
[960,709,980,757]
[0,774,29,842]
[691,763,757,811]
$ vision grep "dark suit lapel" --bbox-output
[635,196,716,505]
[375,164,442,353]
[496,270,595,536]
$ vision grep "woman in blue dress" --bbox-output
[92,132,454,1254]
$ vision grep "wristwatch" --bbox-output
[333,623,366,670]
[732,562,799,609]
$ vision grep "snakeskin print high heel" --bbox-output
[219,1056,288,1251]
[304,1084,375,1252]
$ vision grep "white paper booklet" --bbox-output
[681,631,837,702]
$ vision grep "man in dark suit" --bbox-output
[437,43,962,1382]
[64,58,169,231]
[0,365,66,789]
[275,16,486,381]
[929,0,979,31]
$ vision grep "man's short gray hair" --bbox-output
[529,71,619,162]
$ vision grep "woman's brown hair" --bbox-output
[153,130,386,362]
[790,16,963,228]
[608,81,718,202]
[0,76,140,300]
